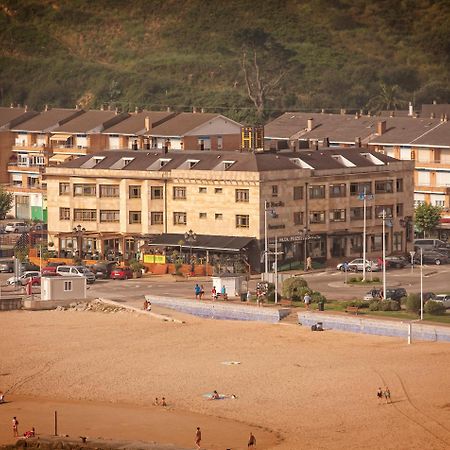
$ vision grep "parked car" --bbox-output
[384,256,408,269]
[363,289,383,301]
[337,259,380,272]
[433,294,450,308]
[414,250,449,265]
[56,265,96,284]
[110,267,134,280]
[42,262,65,276]
[87,262,116,279]
[0,259,14,273]
[7,271,41,286]
[385,287,407,301]
[20,262,40,272]
[414,239,450,253]
[423,292,436,301]
[4,222,29,233]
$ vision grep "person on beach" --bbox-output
[12,417,19,437]
[304,293,311,310]
[246,290,251,302]
[153,397,159,406]
[211,390,220,400]
[194,284,201,300]
[248,432,256,447]
[195,427,202,449]
[0,391,4,403]
[161,397,167,406]
[200,285,205,300]
[377,387,383,404]
[143,299,149,310]
[211,286,217,301]
[221,285,227,300]
[384,387,391,404]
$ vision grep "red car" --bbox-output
[110,267,133,280]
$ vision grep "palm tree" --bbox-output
[367,83,405,112]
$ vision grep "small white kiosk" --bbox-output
[211,274,244,298]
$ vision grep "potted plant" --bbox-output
[129,258,144,278]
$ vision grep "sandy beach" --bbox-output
[1,305,450,449]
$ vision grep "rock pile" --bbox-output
[55,300,128,314]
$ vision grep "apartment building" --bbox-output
[7,107,83,220]
[44,148,414,270]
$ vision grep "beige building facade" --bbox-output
[45,149,414,270]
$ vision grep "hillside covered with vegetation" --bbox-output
[1,0,449,122]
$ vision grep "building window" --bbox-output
[372,235,383,251]
[309,211,325,224]
[215,213,223,220]
[309,185,325,199]
[435,200,445,207]
[199,187,207,193]
[64,280,73,292]
[350,235,363,254]
[393,232,403,252]
[99,185,119,197]
[59,207,70,220]
[199,212,207,219]
[151,186,163,199]
[350,182,372,196]
[59,183,70,195]
[272,185,278,197]
[236,214,249,228]
[173,186,186,200]
[74,209,96,221]
[293,211,304,225]
[329,184,346,197]
[215,187,223,194]
[396,178,403,192]
[330,209,346,222]
[235,189,249,202]
[100,210,120,222]
[73,184,96,197]
[129,185,141,199]
[375,205,393,218]
[151,211,164,225]
[396,203,403,216]
[411,150,416,160]
[173,212,187,225]
[129,211,141,224]
[375,180,394,194]
[293,186,303,200]
[350,207,372,220]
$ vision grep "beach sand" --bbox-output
[0,307,449,449]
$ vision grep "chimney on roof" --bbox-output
[340,108,346,115]
[167,106,171,112]
[355,111,360,119]
[433,100,437,105]
[323,137,330,147]
[192,106,197,113]
[115,107,118,114]
[10,103,13,108]
[100,104,104,111]
[107,104,111,111]
[24,105,28,112]
[135,107,139,114]
[377,120,386,136]
[431,112,435,119]
[307,118,314,132]
[314,141,319,150]
[321,109,325,114]
[144,116,152,132]
[75,104,79,110]
[201,107,205,113]
[389,111,394,117]
[408,101,413,117]
[355,137,362,147]
[444,114,449,123]
[44,104,49,111]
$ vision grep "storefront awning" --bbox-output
[50,134,72,141]
[49,154,72,163]
[144,234,255,252]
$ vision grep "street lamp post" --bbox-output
[184,229,197,262]
[359,188,373,282]
[263,201,277,280]
[381,210,387,300]
[73,224,86,260]
[420,247,424,320]
[409,250,416,273]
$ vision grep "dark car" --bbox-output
[89,262,116,279]
[110,267,133,280]
[0,259,14,273]
[385,288,407,301]
[384,256,408,269]
[20,262,40,272]
[414,250,449,265]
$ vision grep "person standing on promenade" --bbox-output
[248,431,256,447]
[384,386,391,404]
[306,256,312,271]
[200,285,205,300]
[304,292,311,310]
[12,417,19,437]
[211,286,217,301]
[194,284,201,300]
[377,387,383,404]
[195,427,202,449]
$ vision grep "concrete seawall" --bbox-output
[298,312,450,343]
[146,295,290,323]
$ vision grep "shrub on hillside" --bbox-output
[424,300,446,315]
[344,300,370,308]
[369,300,401,311]
[406,293,421,313]
[281,277,308,301]
[311,291,327,303]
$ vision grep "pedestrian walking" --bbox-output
[194,283,201,300]
[200,285,205,300]
[211,286,217,301]
[384,386,391,404]
[377,387,383,404]
[246,290,251,302]
[248,431,256,447]
[306,255,312,271]
[12,417,19,437]
[195,427,202,449]
[304,293,311,310]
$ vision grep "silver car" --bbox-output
[337,259,380,272]
[433,294,450,308]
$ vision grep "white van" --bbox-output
[56,265,96,284]
[4,222,29,233]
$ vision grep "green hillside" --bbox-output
[1,0,449,122]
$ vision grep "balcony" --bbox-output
[7,163,45,174]
[13,144,47,153]
[415,160,450,170]
[415,185,450,194]
[5,184,45,194]
[51,145,89,155]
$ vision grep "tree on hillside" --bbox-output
[366,82,405,112]
[0,186,13,220]
[415,203,443,238]
[235,28,295,120]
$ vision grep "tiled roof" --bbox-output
[147,112,220,137]
[11,108,83,132]
[103,110,176,135]
[53,110,129,133]
[56,148,399,173]
[421,104,450,118]
[0,107,37,130]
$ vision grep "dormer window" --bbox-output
[81,156,105,169]
[331,154,356,167]
[178,159,200,170]
[290,158,314,169]
[214,160,235,171]
[360,153,385,165]
[110,157,135,169]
